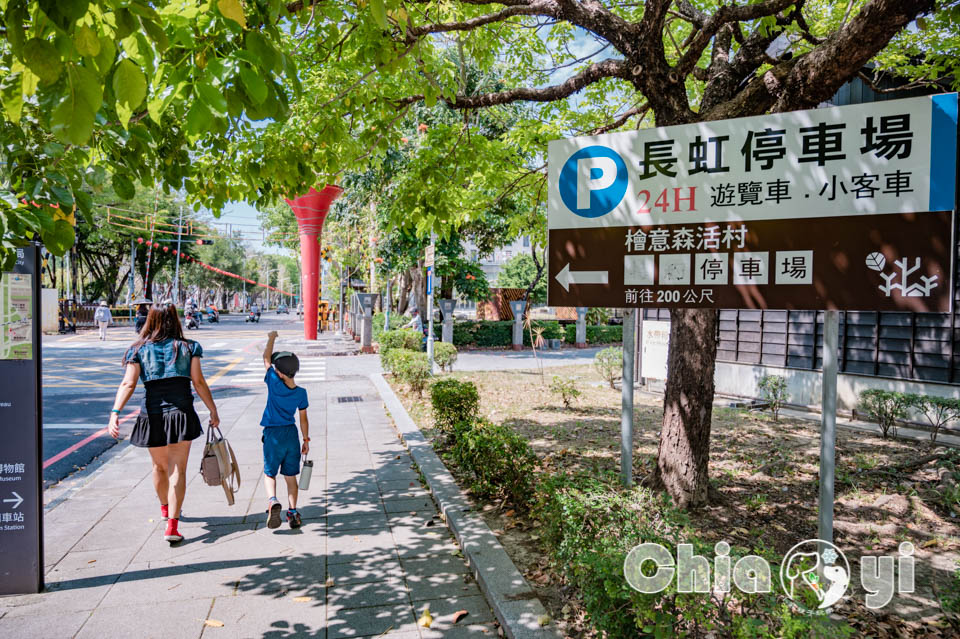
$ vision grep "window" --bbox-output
[523,236,530,247]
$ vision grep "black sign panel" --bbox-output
[0,244,44,595]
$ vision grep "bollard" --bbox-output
[438,299,456,343]
[357,293,378,354]
[575,306,587,348]
[509,300,526,351]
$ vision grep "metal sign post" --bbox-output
[384,278,391,332]
[426,238,436,374]
[426,266,435,374]
[0,244,44,595]
[621,308,636,488]
[818,310,840,548]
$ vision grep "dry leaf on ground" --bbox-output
[452,610,469,624]
[203,619,225,628]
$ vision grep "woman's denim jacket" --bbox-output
[123,338,202,383]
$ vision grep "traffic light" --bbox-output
[196,239,214,245]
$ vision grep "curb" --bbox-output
[370,373,562,639]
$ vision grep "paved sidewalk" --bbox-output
[1,354,497,637]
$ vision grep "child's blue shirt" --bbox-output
[260,367,309,427]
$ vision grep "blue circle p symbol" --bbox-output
[559,146,628,218]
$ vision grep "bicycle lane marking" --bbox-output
[42,409,140,469]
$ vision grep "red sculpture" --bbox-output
[285,185,343,340]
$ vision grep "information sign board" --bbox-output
[0,244,43,595]
[547,94,958,311]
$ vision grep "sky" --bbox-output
[201,200,291,256]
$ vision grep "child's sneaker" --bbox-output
[160,504,169,521]
[266,497,282,529]
[286,509,302,529]
[164,518,183,544]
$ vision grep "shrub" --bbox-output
[532,472,854,639]
[380,328,423,352]
[391,350,431,395]
[858,389,912,439]
[433,342,458,371]
[564,324,623,344]
[585,307,610,326]
[758,374,788,421]
[593,346,622,389]
[549,376,581,408]
[430,378,479,434]
[449,419,537,507]
[372,311,386,342]
[379,328,422,369]
[915,394,960,442]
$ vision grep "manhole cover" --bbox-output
[337,396,364,403]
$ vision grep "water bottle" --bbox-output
[298,455,313,491]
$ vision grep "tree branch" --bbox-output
[406,2,557,38]
[675,0,800,80]
[395,58,629,109]
[772,0,935,112]
[584,103,649,136]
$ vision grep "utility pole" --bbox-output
[128,239,135,322]
[173,205,184,304]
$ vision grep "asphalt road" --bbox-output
[40,311,305,488]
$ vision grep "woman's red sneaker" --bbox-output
[164,518,184,544]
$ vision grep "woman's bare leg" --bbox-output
[147,446,170,506]
[165,441,192,519]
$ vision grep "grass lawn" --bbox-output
[389,363,960,638]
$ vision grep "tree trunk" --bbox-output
[410,262,427,316]
[653,308,719,509]
[521,243,546,311]
[397,270,411,315]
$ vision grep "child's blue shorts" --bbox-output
[262,425,301,477]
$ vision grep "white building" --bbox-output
[462,236,533,285]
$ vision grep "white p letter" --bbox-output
[577,157,617,209]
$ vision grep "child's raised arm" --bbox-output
[263,331,278,369]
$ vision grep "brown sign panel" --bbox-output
[547,211,953,312]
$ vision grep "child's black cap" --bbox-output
[270,351,300,377]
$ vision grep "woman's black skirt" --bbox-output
[130,378,203,448]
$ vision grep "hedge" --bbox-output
[432,320,565,347]
[564,324,622,344]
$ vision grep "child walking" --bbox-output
[260,331,310,529]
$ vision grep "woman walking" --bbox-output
[107,302,220,544]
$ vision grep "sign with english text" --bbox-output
[547,94,958,311]
[0,244,43,595]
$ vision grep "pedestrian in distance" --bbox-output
[94,301,112,341]
[403,308,422,333]
[107,301,220,544]
[134,303,149,333]
[260,330,310,530]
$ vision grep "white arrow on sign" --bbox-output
[3,492,23,509]
[555,263,609,292]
